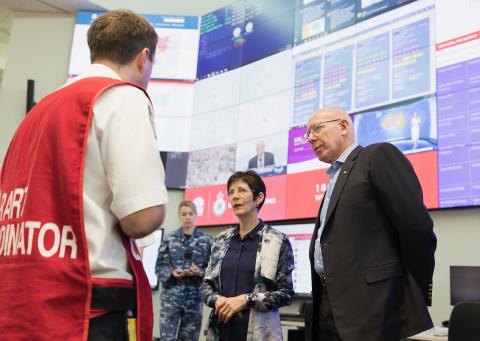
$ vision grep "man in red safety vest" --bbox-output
[0,9,168,341]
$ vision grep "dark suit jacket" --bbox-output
[309,143,436,341]
[247,151,275,169]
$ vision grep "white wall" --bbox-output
[429,207,480,324]
[0,41,8,72]
[0,12,74,160]
[0,12,479,339]
[0,8,13,78]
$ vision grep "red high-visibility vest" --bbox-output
[0,77,154,341]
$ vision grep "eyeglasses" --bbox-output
[227,188,255,198]
[303,119,341,141]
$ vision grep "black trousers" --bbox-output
[88,311,128,341]
[317,283,343,341]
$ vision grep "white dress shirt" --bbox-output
[68,64,168,280]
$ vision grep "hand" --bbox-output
[183,269,193,277]
[189,265,204,277]
[172,268,185,279]
[215,294,247,323]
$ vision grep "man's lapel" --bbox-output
[323,145,362,228]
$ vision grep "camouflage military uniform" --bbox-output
[156,227,213,341]
[200,223,295,341]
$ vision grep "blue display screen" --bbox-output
[197,0,295,79]
[327,0,358,33]
[355,32,390,110]
[294,0,417,46]
[197,4,243,79]
[357,0,416,21]
[294,0,327,45]
[392,17,431,100]
[354,96,437,154]
[324,45,354,111]
[293,55,322,125]
[76,11,198,29]
[293,0,357,45]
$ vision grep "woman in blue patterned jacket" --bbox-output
[200,170,295,341]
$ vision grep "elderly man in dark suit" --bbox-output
[306,107,436,341]
[248,141,275,169]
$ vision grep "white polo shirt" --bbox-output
[67,64,168,280]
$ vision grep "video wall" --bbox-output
[69,12,198,190]
[70,0,480,227]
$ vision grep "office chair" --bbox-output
[448,301,480,341]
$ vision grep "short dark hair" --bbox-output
[87,9,158,65]
[227,171,266,210]
[178,200,197,215]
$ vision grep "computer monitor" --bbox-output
[272,222,315,297]
[450,266,480,305]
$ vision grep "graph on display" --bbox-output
[69,0,480,223]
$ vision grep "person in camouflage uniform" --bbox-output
[155,200,213,341]
[200,171,295,341]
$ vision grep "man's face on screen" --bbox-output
[256,142,265,156]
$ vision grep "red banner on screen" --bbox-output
[285,168,329,220]
[184,184,235,226]
[407,150,439,209]
[258,175,288,221]
[184,175,288,226]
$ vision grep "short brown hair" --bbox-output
[227,171,266,210]
[87,9,158,65]
[178,200,197,215]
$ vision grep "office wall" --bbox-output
[0,12,75,160]
[0,41,8,72]
[429,208,480,324]
[0,11,478,338]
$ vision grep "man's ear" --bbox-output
[136,48,149,73]
[339,119,349,136]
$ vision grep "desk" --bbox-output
[407,328,448,341]
[281,319,305,340]
[281,320,304,328]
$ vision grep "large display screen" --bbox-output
[148,80,194,152]
[69,12,199,81]
[434,0,480,208]
[196,0,295,79]
[353,96,437,154]
[293,0,416,46]
[186,0,443,226]
[68,13,198,189]
[69,0,480,227]
[292,0,435,115]
[160,152,189,189]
